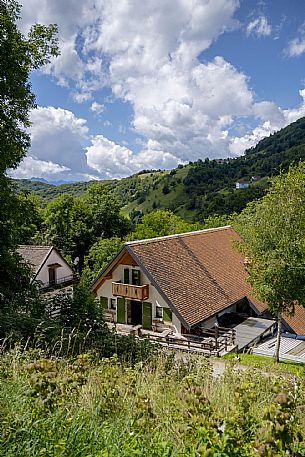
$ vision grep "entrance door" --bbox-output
[117,297,126,323]
[143,302,152,330]
[130,300,142,325]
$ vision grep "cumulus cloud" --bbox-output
[86,135,180,178]
[90,102,105,114]
[19,0,104,100]
[246,16,272,37]
[230,89,305,155]
[11,156,70,180]
[12,107,101,181]
[16,1,305,180]
[81,0,253,165]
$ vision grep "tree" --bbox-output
[235,163,305,362]
[0,0,59,172]
[83,182,130,239]
[43,194,92,270]
[128,210,201,241]
[0,0,59,313]
[83,236,123,283]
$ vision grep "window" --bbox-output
[110,298,116,310]
[155,306,163,319]
[132,269,141,286]
[48,267,56,285]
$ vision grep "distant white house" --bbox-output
[17,245,74,289]
[235,181,249,189]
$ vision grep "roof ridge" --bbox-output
[125,225,232,246]
[18,244,53,249]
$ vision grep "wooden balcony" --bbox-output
[112,282,149,301]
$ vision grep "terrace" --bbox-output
[106,322,237,357]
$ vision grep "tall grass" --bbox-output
[0,348,304,456]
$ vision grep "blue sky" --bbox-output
[12,0,305,182]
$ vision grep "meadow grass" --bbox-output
[0,348,305,456]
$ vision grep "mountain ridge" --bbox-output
[14,116,305,221]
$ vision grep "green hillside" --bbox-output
[14,116,305,221]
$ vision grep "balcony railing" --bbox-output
[41,274,77,290]
[112,282,149,301]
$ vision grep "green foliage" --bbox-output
[83,236,123,283]
[0,351,304,456]
[83,182,130,239]
[0,0,58,312]
[41,184,129,273]
[235,162,305,316]
[0,0,59,172]
[0,178,42,313]
[13,116,305,224]
[127,210,201,241]
[42,194,91,261]
[13,179,93,203]
[0,314,41,341]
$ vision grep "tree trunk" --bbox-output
[274,313,282,363]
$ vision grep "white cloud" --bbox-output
[19,0,104,100]
[286,37,305,57]
[230,89,305,155]
[11,156,70,180]
[16,1,305,180]
[90,102,105,114]
[86,135,137,178]
[285,21,305,57]
[81,0,253,165]
[86,135,180,179]
[16,107,100,181]
[246,16,272,37]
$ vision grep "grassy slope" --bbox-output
[0,348,304,456]
[13,117,305,221]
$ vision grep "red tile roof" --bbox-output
[127,226,266,328]
[92,226,305,334]
[283,305,305,336]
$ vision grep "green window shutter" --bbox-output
[117,297,126,324]
[100,296,108,310]
[163,308,172,322]
[143,302,152,330]
[124,268,130,284]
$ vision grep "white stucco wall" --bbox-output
[95,263,181,333]
[200,315,218,329]
[35,249,73,286]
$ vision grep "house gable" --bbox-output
[17,245,74,287]
[35,247,74,286]
[91,248,139,293]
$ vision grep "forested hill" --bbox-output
[14,116,305,221]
